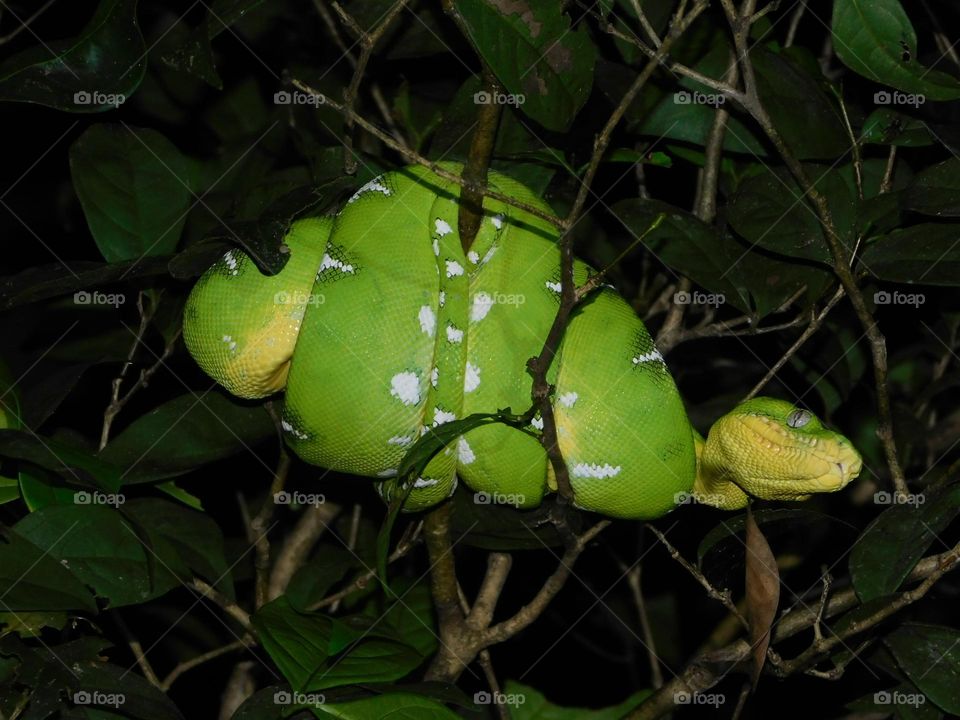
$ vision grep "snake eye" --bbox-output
[787,409,812,429]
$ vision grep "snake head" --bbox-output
[694,397,862,509]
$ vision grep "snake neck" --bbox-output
[691,430,751,510]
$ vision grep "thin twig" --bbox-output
[645,524,748,630]
[161,638,253,691]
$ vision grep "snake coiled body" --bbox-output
[184,164,863,518]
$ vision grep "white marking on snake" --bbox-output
[430,366,439,388]
[414,477,439,488]
[387,435,412,446]
[221,335,237,352]
[432,237,440,256]
[445,260,464,277]
[439,291,446,308]
[632,350,664,364]
[377,468,398,477]
[435,218,452,236]
[319,253,355,274]
[223,250,239,275]
[457,437,476,464]
[464,362,481,392]
[558,391,578,408]
[418,305,436,337]
[347,177,391,203]
[281,420,309,440]
[446,324,464,343]
[491,214,504,230]
[433,408,456,426]
[531,416,544,430]
[572,463,622,479]
[390,371,421,405]
[468,250,480,264]
[545,280,561,293]
[471,292,493,322]
[480,245,497,265]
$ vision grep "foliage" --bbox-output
[0,0,958,718]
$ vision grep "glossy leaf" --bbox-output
[318,692,460,720]
[456,0,596,131]
[832,0,960,100]
[99,392,275,484]
[0,528,96,611]
[903,158,960,217]
[0,0,146,112]
[886,624,960,713]
[861,224,960,286]
[252,596,359,692]
[14,504,180,607]
[306,639,423,691]
[849,483,960,602]
[70,125,194,263]
[0,429,122,491]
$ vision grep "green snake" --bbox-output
[183,163,862,519]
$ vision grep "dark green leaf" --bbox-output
[0,257,171,311]
[0,429,122,492]
[886,624,960,713]
[753,47,848,159]
[286,546,359,612]
[70,125,194,263]
[121,498,234,599]
[99,392,275,484]
[903,159,960,217]
[832,0,960,100]
[306,639,422,691]
[252,596,359,692]
[14,504,180,607]
[612,198,750,311]
[316,692,460,719]
[862,108,934,146]
[0,527,96,612]
[849,483,960,602]
[456,0,596,131]
[727,166,854,264]
[861,224,960,286]
[0,0,146,112]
